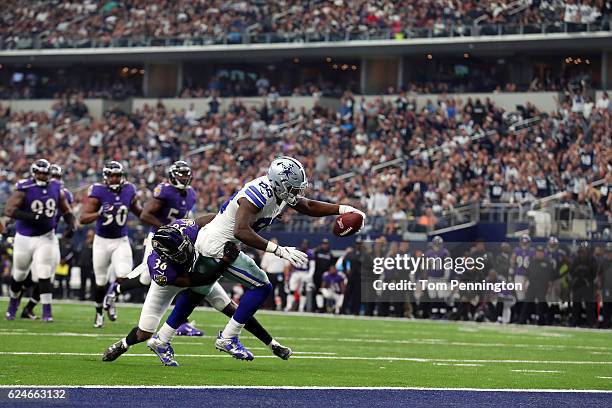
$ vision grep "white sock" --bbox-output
[40,293,52,304]
[158,323,176,344]
[268,338,279,351]
[221,317,245,339]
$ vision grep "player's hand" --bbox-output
[339,204,366,228]
[274,245,308,267]
[222,241,240,263]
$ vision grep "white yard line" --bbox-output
[0,329,610,352]
[0,385,610,393]
[0,351,610,365]
[511,370,564,374]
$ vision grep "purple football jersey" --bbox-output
[425,248,450,278]
[322,271,346,293]
[88,182,137,239]
[513,247,535,276]
[147,218,200,286]
[292,249,314,273]
[15,178,61,236]
[149,183,197,234]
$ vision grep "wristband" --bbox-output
[266,241,279,253]
[338,205,349,215]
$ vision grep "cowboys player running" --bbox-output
[79,161,143,328]
[102,217,292,365]
[195,156,365,360]
[103,161,201,335]
[4,159,75,321]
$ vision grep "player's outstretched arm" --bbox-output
[139,197,164,228]
[293,197,366,220]
[79,197,102,224]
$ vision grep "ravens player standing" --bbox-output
[4,159,75,322]
[79,161,142,328]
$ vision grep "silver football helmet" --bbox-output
[267,156,308,206]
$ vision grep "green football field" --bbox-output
[0,300,611,390]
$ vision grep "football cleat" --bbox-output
[21,307,37,320]
[42,304,53,322]
[103,282,118,321]
[94,313,104,328]
[215,331,254,361]
[5,298,19,320]
[271,343,293,360]
[176,321,204,337]
[102,339,128,362]
[147,335,179,366]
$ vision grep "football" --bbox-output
[333,212,363,237]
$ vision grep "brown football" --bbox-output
[333,212,363,237]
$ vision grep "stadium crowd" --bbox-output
[1,0,611,49]
[0,84,610,326]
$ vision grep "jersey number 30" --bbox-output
[102,205,129,226]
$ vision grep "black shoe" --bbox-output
[102,339,128,362]
[20,307,37,320]
[271,343,293,360]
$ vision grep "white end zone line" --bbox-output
[0,385,610,393]
[1,351,611,365]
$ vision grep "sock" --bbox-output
[157,323,176,344]
[25,299,38,311]
[166,290,197,329]
[222,317,245,339]
[244,316,273,345]
[94,285,105,313]
[96,305,103,314]
[232,283,272,324]
[40,293,52,305]
[124,326,140,346]
[9,289,21,299]
[268,339,279,350]
[9,278,23,298]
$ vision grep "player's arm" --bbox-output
[195,213,216,228]
[293,198,366,224]
[130,198,143,218]
[233,197,269,251]
[4,190,37,221]
[59,190,76,237]
[234,197,307,266]
[139,197,164,228]
[174,241,239,287]
[79,197,102,224]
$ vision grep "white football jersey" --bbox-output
[195,176,286,258]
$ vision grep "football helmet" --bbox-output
[152,225,195,266]
[432,235,443,250]
[267,156,307,206]
[168,160,192,190]
[103,161,125,192]
[50,164,63,180]
[30,159,51,187]
[520,234,531,249]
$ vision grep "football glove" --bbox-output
[266,242,308,267]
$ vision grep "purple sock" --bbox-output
[167,291,198,329]
[233,283,272,324]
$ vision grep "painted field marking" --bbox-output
[511,369,564,374]
[1,329,610,352]
[434,363,483,367]
[1,351,611,365]
[596,376,612,379]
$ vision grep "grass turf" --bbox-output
[0,300,611,390]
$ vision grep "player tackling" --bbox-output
[195,156,365,360]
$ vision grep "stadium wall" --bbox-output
[0,91,562,119]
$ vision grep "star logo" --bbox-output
[278,162,296,179]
